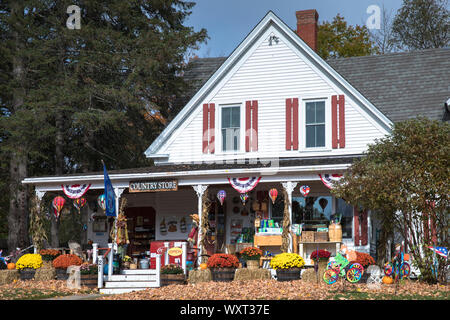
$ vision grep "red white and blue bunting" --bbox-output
[61,183,91,199]
[318,174,343,189]
[228,177,261,193]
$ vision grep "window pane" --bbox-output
[336,198,353,238]
[306,125,315,148]
[222,108,231,128]
[316,124,325,147]
[231,107,240,127]
[306,103,315,124]
[292,196,333,224]
[222,128,240,151]
[315,101,325,123]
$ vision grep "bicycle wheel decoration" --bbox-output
[400,262,411,279]
[384,262,393,276]
[349,262,364,276]
[327,261,339,270]
[346,267,362,283]
[323,269,339,285]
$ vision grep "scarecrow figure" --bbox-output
[187,214,199,268]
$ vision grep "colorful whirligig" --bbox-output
[240,193,249,205]
[217,190,226,206]
[299,185,310,197]
[52,196,66,220]
[269,188,278,204]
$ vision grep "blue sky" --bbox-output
[186,0,404,57]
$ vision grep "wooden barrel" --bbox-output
[55,268,69,280]
[80,274,98,289]
[19,268,36,281]
[160,273,186,286]
[329,223,342,242]
[276,268,301,281]
[210,268,236,282]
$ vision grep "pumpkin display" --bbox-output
[382,276,393,284]
[7,263,16,270]
[199,263,208,270]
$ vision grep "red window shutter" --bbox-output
[354,207,368,246]
[202,103,215,154]
[353,207,360,246]
[360,210,368,246]
[285,98,299,150]
[245,100,258,152]
[332,95,345,149]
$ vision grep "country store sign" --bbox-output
[129,180,178,193]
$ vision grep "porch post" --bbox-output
[193,184,208,266]
[113,187,125,254]
[33,189,46,253]
[282,181,297,253]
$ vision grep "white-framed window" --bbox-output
[301,98,330,150]
[220,105,241,152]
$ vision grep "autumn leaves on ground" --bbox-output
[0,279,448,300]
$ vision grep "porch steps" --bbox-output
[99,269,160,295]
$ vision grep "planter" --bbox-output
[246,260,260,270]
[160,273,186,286]
[19,268,36,281]
[55,268,69,280]
[276,268,302,282]
[80,274,98,289]
[210,268,236,282]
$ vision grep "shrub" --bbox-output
[207,254,240,269]
[39,249,61,262]
[354,251,375,268]
[161,264,184,275]
[310,249,331,261]
[52,254,83,269]
[15,254,43,270]
[239,247,263,261]
[270,253,305,270]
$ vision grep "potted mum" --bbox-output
[352,251,375,282]
[16,253,43,280]
[80,263,98,289]
[160,264,185,286]
[39,249,61,262]
[310,249,331,274]
[207,253,240,282]
[270,252,305,281]
[239,247,263,270]
[52,254,83,280]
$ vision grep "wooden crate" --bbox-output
[300,231,314,242]
[254,235,282,247]
[314,232,328,242]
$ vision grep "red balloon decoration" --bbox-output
[52,196,66,220]
[269,188,278,204]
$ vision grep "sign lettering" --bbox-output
[129,180,178,193]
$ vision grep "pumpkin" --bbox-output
[7,263,15,270]
[382,276,393,284]
[199,263,208,270]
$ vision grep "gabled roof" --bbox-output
[144,11,394,157]
[181,48,450,123]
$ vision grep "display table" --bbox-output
[299,241,341,266]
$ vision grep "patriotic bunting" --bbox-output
[318,174,343,189]
[228,177,261,193]
[61,184,91,199]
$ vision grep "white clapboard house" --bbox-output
[23,10,449,292]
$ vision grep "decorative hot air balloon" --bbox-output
[217,190,226,206]
[299,185,310,197]
[52,196,66,220]
[97,194,106,212]
[240,193,249,205]
[73,197,87,213]
[269,188,278,204]
[319,198,328,212]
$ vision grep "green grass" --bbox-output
[0,288,77,300]
[328,289,449,300]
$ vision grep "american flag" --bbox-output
[428,246,448,259]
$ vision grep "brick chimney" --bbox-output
[296,9,319,51]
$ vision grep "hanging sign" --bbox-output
[129,180,178,193]
[61,184,91,199]
[167,247,183,257]
[318,174,343,189]
[228,177,261,193]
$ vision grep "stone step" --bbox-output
[120,269,157,275]
[104,280,158,288]
[106,274,157,281]
[100,287,150,295]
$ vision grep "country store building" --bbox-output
[22,10,449,291]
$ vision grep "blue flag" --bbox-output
[103,163,116,217]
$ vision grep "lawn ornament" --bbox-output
[322,252,364,284]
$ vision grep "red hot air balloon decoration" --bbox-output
[73,197,87,214]
[269,188,278,204]
[52,196,66,220]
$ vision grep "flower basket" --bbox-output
[276,267,302,282]
[210,267,236,282]
[52,254,83,280]
[15,254,43,271]
[239,247,263,262]
[19,268,36,281]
